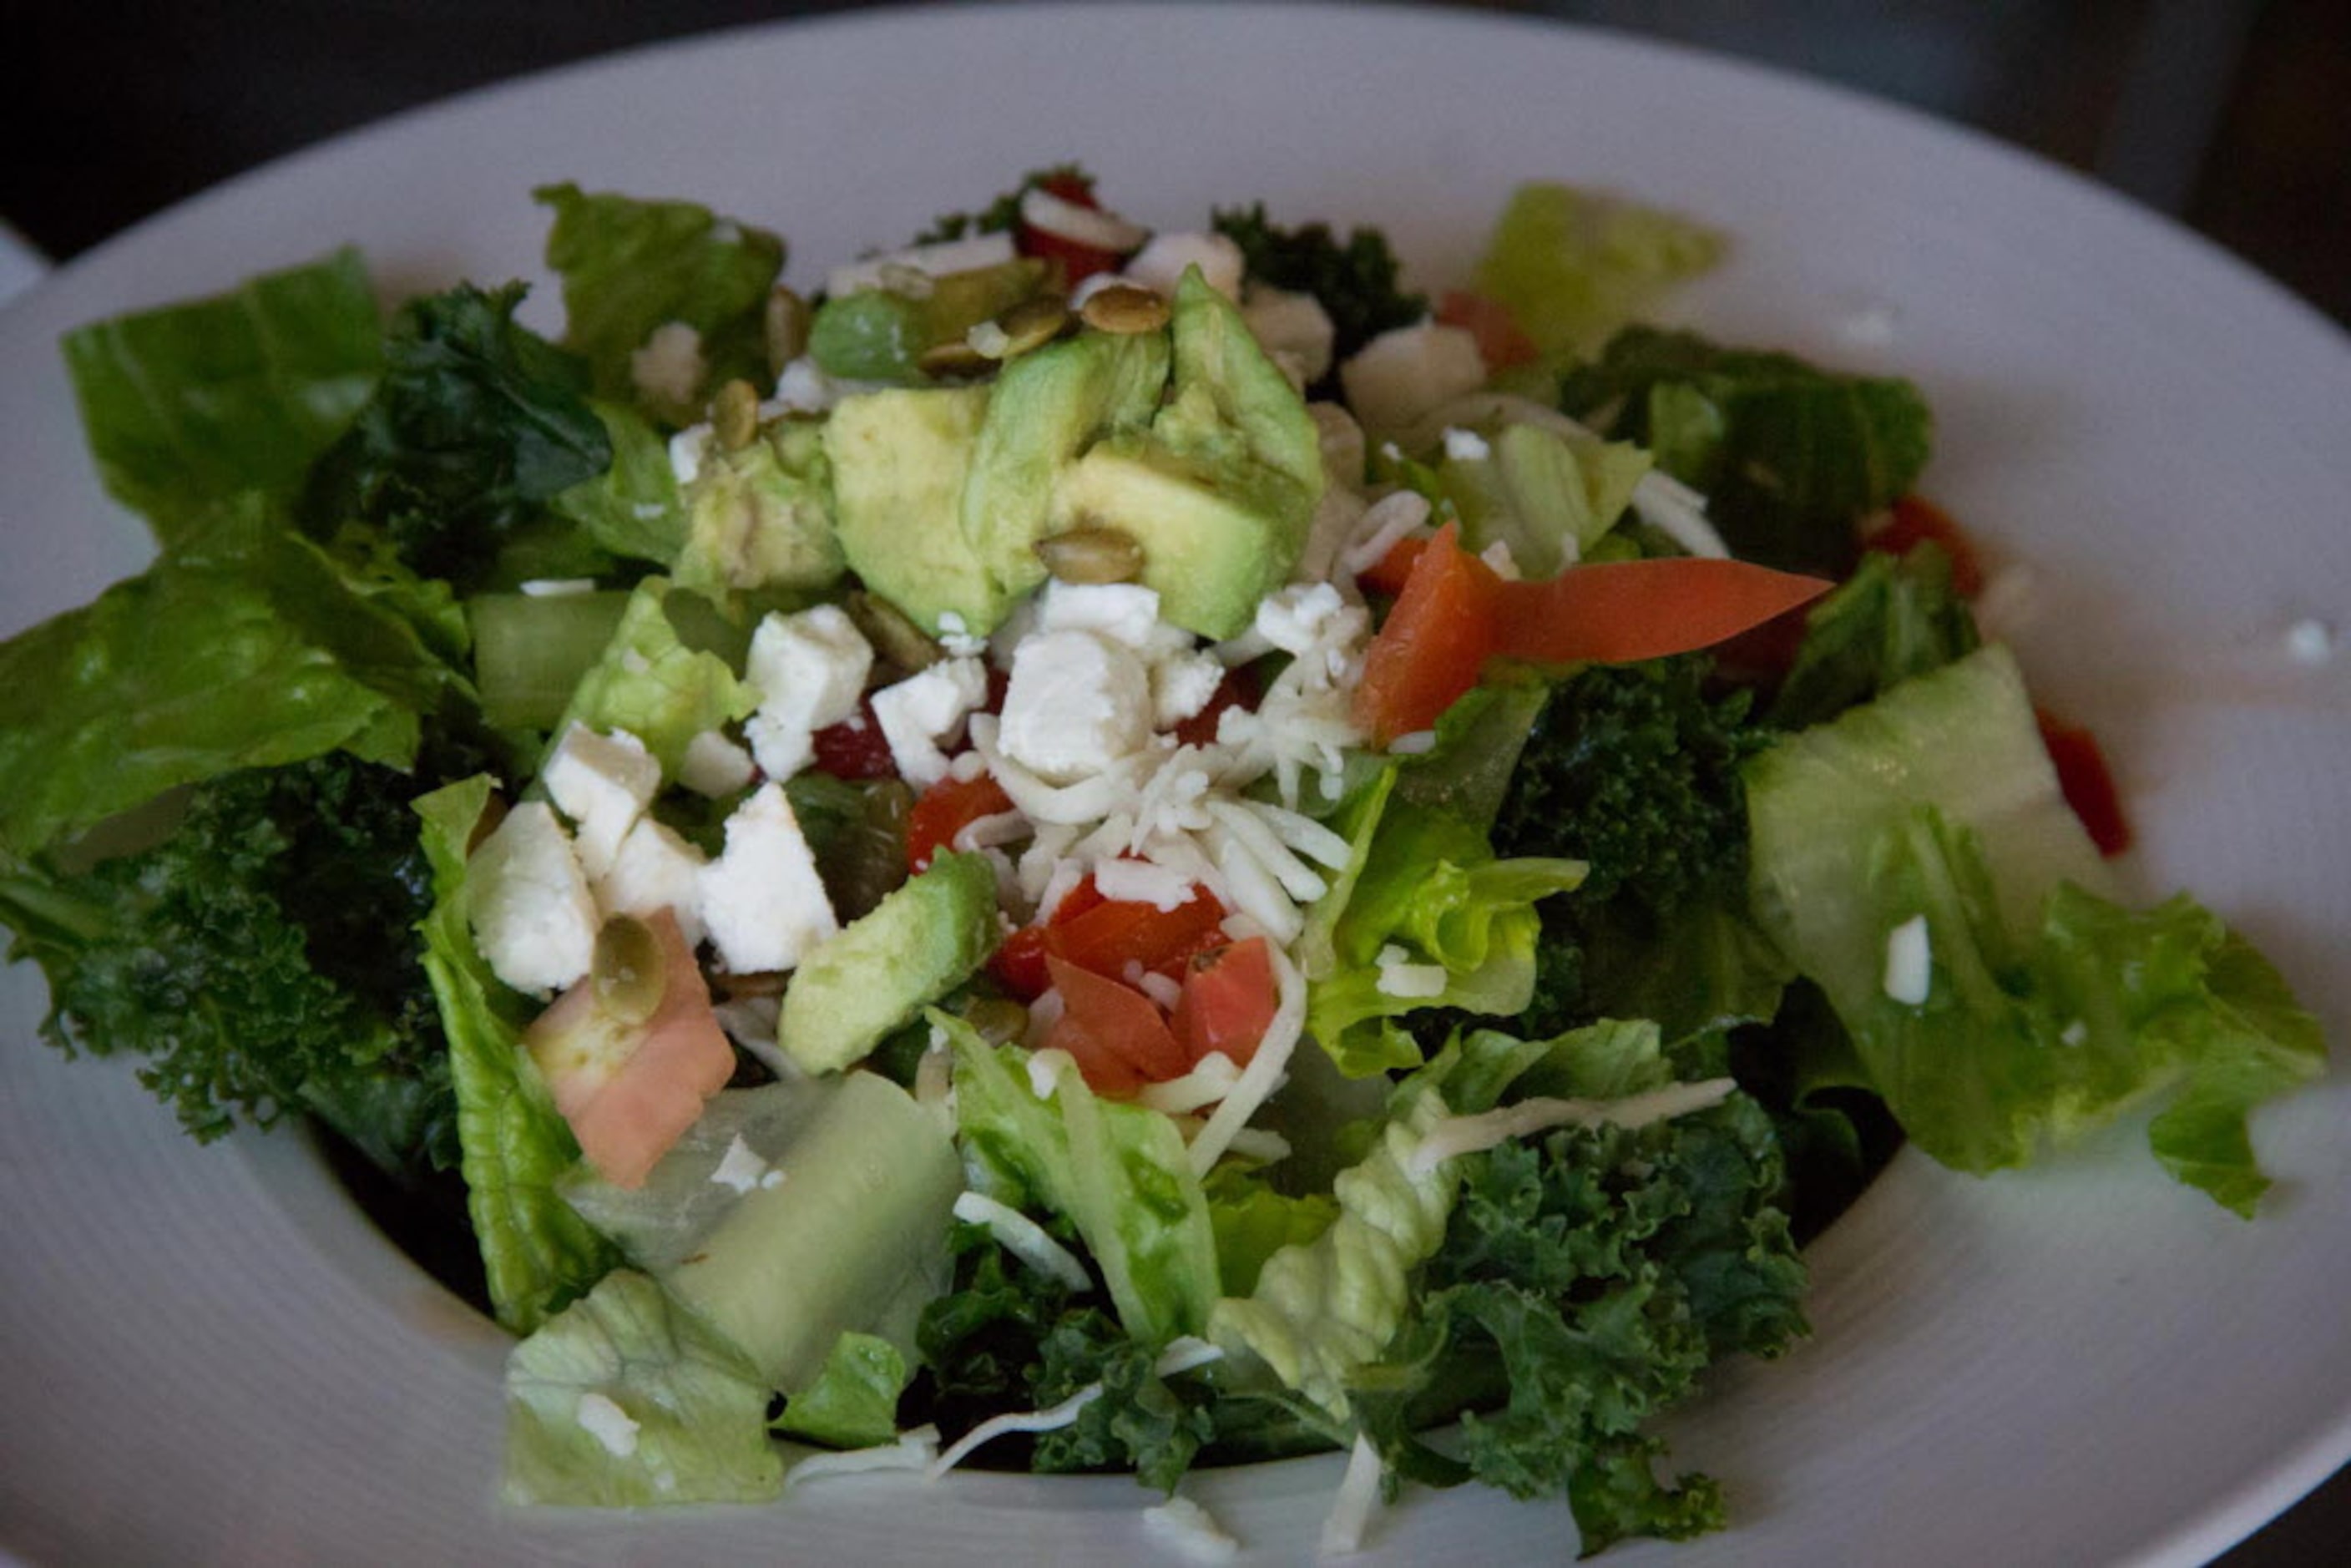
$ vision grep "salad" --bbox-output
[0,168,2324,1555]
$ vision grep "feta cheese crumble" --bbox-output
[1883,914,1933,1005]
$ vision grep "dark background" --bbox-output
[8,2,2347,1561]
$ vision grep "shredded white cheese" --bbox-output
[952,1191,1092,1293]
[927,1385,1104,1480]
[1144,1494,1242,1562]
[1153,1337,1226,1378]
[1186,930,1306,1175]
[1319,1433,1387,1557]
[1406,1078,1741,1177]
[785,1424,941,1488]
[1137,1052,1244,1115]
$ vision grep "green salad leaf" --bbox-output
[549,577,755,776]
[1770,542,1980,730]
[774,1332,912,1450]
[62,248,382,541]
[1474,183,1727,360]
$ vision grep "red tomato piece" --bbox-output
[1356,534,1429,599]
[2037,710,2132,857]
[1044,955,1189,1095]
[525,909,736,1190]
[809,698,897,781]
[905,772,1016,873]
[989,923,1052,1001]
[1046,881,1228,982]
[1435,290,1540,370]
[1352,522,1503,744]
[1171,938,1280,1070]
[1865,495,1986,598]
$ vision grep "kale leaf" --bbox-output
[1212,204,1428,379]
[301,283,613,594]
[3,744,484,1179]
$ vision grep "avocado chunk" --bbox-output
[1162,266,1325,497]
[963,328,1171,602]
[777,848,999,1073]
[675,417,845,598]
[827,385,1011,635]
[563,1077,960,1392]
[809,258,1049,381]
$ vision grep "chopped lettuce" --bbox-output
[1427,421,1653,579]
[504,1269,783,1505]
[1747,645,2323,1211]
[62,248,382,542]
[548,399,687,565]
[1558,327,1932,573]
[1769,543,1980,730]
[774,1332,912,1450]
[549,577,755,775]
[945,1015,1221,1345]
[414,776,618,1334]
[1474,184,1726,360]
[536,182,786,425]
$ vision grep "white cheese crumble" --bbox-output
[542,724,660,883]
[709,1134,771,1195]
[468,802,598,997]
[597,817,709,950]
[1373,943,1449,999]
[1443,425,1492,463]
[1883,914,1933,1005]
[744,604,874,782]
[699,782,838,974]
[629,321,705,407]
[871,655,990,788]
[1125,230,1246,300]
[667,423,714,486]
[677,730,756,798]
[1094,855,1198,912]
[997,630,1154,785]
[1037,579,1165,649]
[1386,730,1437,756]
[1479,539,1522,580]
[574,1392,640,1459]
[935,609,988,659]
[951,1191,1092,1292]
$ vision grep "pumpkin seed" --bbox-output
[996,295,1070,357]
[918,338,993,379]
[848,589,943,670]
[710,378,761,452]
[1080,284,1170,335]
[764,285,810,372]
[592,914,668,1024]
[958,997,1030,1046]
[1037,524,1145,584]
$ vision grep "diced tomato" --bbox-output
[1046,880,1227,981]
[906,771,1016,873]
[2037,710,2132,857]
[1436,290,1540,370]
[989,922,1052,1000]
[1357,533,1428,599]
[1171,938,1279,1070]
[810,698,897,781]
[1043,955,1189,1095]
[1352,522,1835,744]
[1172,664,1260,749]
[1352,523,1503,743]
[525,910,736,1189]
[1864,495,1986,597]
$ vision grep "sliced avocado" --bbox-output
[675,417,844,598]
[808,259,1049,381]
[777,849,999,1074]
[1163,266,1324,496]
[963,328,1172,600]
[1057,434,1312,639]
[826,385,1011,634]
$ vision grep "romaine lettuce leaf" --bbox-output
[536,183,786,425]
[944,1015,1220,1344]
[414,776,618,1334]
[1474,183,1726,360]
[1769,542,1980,730]
[773,1332,911,1450]
[1432,422,1652,579]
[504,1269,782,1505]
[549,577,756,776]
[62,248,382,542]
[548,398,687,564]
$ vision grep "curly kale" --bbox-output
[1211,203,1428,379]
[7,746,481,1180]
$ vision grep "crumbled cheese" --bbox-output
[709,1135,771,1195]
[2284,617,2338,665]
[2060,1019,2090,1047]
[1241,284,1337,386]
[542,724,661,883]
[1374,943,1449,999]
[965,319,1013,359]
[597,816,709,949]
[677,730,756,798]
[1319,1434,1387,1557]
[699,782,837,974]
[1124,230,1246,300]
[1142,1494,1241,1563]
[1019,185,1151,254]
[1883,914,1933,1005]
[1151,650,1226,730]
[871,656,990,788]
[468,802,599,997]
[1339,321,1485,435]
[744,604,874,781]
[997,630,1154,786]
[827,233,1017,298]
[1443,425,1492,463]
[1479,539,1522,580]
[574,1392,640,1459]
[1037,579,1165,650]
[1026,1047,1074,1100]
[1252,582,1350,658]
[629,321,705,407]
[1386,730,1437,756]
[768,355,892,415]
[935,609,988,659]
[518,577,598,597]
[952,1191,1093,1293]
[667,423,713,486]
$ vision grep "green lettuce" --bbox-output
[1769,543,1980,730]
[414,776,618,1333]
[1558,327,1932,573]
[536,182,786,425]
[504,1269,782,1505]
[1428,422,1652,579]
[549,577,755,775]
[1474,183,1726,360]
[1301,767,1586,1075]
[62,248,382,542]
[773,1332,911,1450]
[548,399,687,564]
[944,1015,1220,1344]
